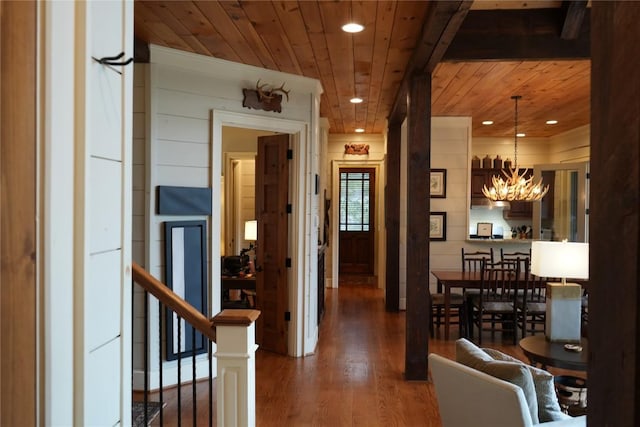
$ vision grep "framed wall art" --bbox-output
[430,212,447,241]
[164,220,208,361]
[430,169,447,198]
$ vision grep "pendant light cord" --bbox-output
[512,95,521,167]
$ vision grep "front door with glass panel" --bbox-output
[338,168,375,275]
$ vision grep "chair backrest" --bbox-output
[428,354,532,427]
[461,248,494,272]
[480,260,521,301]
[501,248,531,279]
[523,271,547,303]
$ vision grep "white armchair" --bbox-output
[429,354,586,427]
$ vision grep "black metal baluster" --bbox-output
[159,300,164,426]
[192,326,197,426]
[144,290,149,426]
[177,315,182,427]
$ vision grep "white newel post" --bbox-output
[212,309,261,427]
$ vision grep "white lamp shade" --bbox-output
[531,241,589,279]
[244,220,257,241]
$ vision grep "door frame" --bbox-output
[212,110,308,356]
[331,159,386,289]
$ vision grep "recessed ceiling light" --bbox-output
[355,128,365,133]
[342,23,364,33]
[350,97,363,104]
[546,120,558,125]
[482,120,494,125]
[516,133,526,138]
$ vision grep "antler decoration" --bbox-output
[243,80,290,113]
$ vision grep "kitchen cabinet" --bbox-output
[471,169,491,198]
[470,168,534,218]
[504,201,533,218]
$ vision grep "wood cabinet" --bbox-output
[504,201,533,218]
[470,168,534,218]
[471,169,491,198]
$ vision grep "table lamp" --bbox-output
[531,240,589,343]
[244,219,257,248]
[243,220,258,273]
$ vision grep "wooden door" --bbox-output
[255,134,289,354]
[338,168,375,275]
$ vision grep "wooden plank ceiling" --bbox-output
[134,0,590,137]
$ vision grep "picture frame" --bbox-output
[477,222,493,238]
[430,211,447,241]
[430,169,447,198]
[164,220,208,361]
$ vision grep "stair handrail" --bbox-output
[132,262,216,342]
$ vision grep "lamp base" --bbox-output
[545,282,582,343]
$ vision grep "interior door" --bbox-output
[339,168,375,275]
[255,134,289,354]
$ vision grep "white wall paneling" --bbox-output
[59,0,134,424]
[134,45,322,387]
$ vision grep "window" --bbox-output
[339,171,371,231]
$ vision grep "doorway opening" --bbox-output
[338,167,376,286]
[221,126,291,355]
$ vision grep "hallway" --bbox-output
[255,285,445,426]
[148,284,531,426]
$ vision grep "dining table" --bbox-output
[430,270,589,341]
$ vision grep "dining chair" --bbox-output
[461,248,495,336]
[515,261,547,338]
[500,248,531,280]
[468,259,521,345]
[428,247,494,340]
[430,291,466,338]
[461,248,494,272]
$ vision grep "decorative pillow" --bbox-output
[483,347,570,422]
[456,339,539,424]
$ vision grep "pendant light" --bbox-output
[482,95,549,202]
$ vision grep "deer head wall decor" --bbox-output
[242,80,290,113]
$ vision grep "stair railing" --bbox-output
[132,262,260,426]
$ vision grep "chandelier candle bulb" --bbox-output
[482,95,549,202]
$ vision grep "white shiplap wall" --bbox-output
[78,1,133,424]
[133,45,322,386]
[549,125,590,163]
[426,118,473,299]
[472,136,551,169]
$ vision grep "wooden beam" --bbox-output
[404,73,431,381]
[589,3,640,425]
[443,9,590,61]
[412,1,472,73]
[134,36,150,63]
[385,123,401,312]
[388,1,471,125]
[561,1,588,40]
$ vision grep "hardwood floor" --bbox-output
[142,284,543,426]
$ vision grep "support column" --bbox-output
[590,2,640,425]
[212,310,261,427]
[405,73,431,380]
[385,122,402,311]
